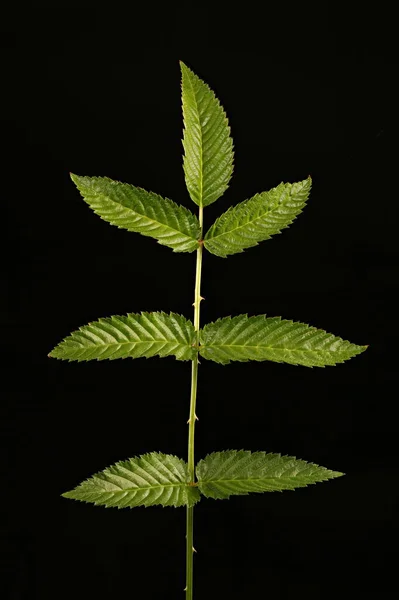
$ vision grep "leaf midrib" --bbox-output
[70,338,192,349]
[198,474,317,485]
[185,70,204,207]
[205,192,293,243]
[88,186,198,241]
[200,343,346,355]
[81,481,191,493]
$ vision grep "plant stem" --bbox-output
[185,207,203,599]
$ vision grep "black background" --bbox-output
[2,3,397,599]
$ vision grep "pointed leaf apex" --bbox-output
[204,179,312,257]
[196,450,345,499]
[49,311,196,362]
[181,63,233,207]
[61,491,74,499]
[199,315,367,367]
[62,453,200,508]
[70,172,82,185]
[180,62,190,78]
[179,60,190,71]
[331,471,345,478]
[69,174,200,252]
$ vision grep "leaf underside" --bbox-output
[70,174,200,252]
[181,62,234,207]
[204,178,312,257]
[196,450,343,499]
[199,314,367,367]
[49,312,196,362]
[63,453,200,508]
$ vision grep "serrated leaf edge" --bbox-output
[203,177,311,257]
[196,449,344,500]
[48,311,197,362]
[62,452,200,509]
[180,61,234,207]
[199,314,368,367]
[70,173,201,253]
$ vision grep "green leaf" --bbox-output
[196,450,343,499]
[49,312,196,362]
[180,62,234,207]
[204,178,311,257]
[63,452,200,508]
[199,315,367,367]
[70,174,200,252]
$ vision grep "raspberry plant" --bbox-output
[49,62,367,598]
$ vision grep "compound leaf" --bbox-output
[180,62,234,207]
[199,315,367,367]
[49,312,196,362]
[70,174,200,252]
[63,452,200,508]
[196,450,343,499]
[204,178,311,257]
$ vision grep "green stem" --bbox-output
[185,207,203,599]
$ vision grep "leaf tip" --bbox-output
[61,490,75,499]
[48,346,61,359]
[69,172,81,188]
[355,344,369,357]
[70,172,86,187]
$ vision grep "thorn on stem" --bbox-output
[192,297,205,307]
[192,546,197,553]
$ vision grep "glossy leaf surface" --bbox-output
[49,312,196,362]
[197,450,343,499]
[199,315,367,366]
[63,453,200,508]
[71,174,200,252]
[181,62,234,207]
[204,178,311,257]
